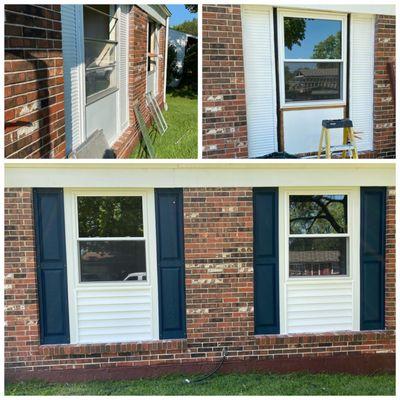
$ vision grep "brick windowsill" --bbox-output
[38,338,188,356]
[255,330,395,345]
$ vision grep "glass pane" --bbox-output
[84,5,116,40]
[284,62,342,102]
[284,17,342,60]
[78,196,143,237]
[80,240,146,282]
[85,40,116,69]
[289,237,347,277]
[85,66,117,98]
[290,195,347,234]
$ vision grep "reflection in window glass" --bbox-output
[83,5,118,100]
[290,195,347,234]
[79,240,146,282]
[284,17,342,60]
[289,237,347,276]
[78,196,143,238]
[284,62,342,102]
[85,66,117,98]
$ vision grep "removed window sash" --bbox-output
[146,92,168,134]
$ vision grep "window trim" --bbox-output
[64,188,159,344]
[277,9,348,109]
[278,187,360,334]
[146,18,160,96]
[83,4,120,105]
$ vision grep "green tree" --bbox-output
[167,44,180,85]
[312,31,341,59]
[172,18,198,36]
[185,5,197,13]
[180,42,197,91]
[284,17,306,50]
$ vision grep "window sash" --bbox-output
[76,194,147,284]
[278,10,347,107]
[83,5,119,102]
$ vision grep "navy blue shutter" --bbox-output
[155,188,186,339]
[360,187,386,330]
[33,188,70,344]
[253,188,279,334]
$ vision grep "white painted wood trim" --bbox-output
[5,161,395,189]
[64,188,159,344]
[277,8,348,109]
[138,5,168,26]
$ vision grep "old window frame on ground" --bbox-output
[64,188,159,344]
[279,187,360,334]
[83,5,119,105]
[277,9,348,108]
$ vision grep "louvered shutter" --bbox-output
[61,5,85,153]
[241,6,278,158]
[349,14,375,152]
[119,5,130,132]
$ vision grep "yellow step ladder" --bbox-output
[318,119,358,159]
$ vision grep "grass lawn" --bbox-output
[5,372,395,396]
[131,88,197,159]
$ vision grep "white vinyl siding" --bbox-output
[286,280,354,333]
[64,189,159,344]
[241,5,277,157]
[118,5,130,132]
[61,5,85,153]
[76,286,153,343]
[349,14,375,152]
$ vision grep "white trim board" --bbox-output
[5,161,395,188]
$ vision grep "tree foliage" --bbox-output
[284,17,306,50]
[185,5,198,13]
[312,31,341,59]
[167,44,180,85]
[172,18,198,36]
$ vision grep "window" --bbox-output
[84,5,118,102]
[288,194,348,277]
[279,12,346,104]
[147,20,158,73]
[77,196,146,282]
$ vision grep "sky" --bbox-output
[168,5,197,26]
[285,19,341,59]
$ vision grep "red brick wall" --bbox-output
[4,5,66,159]
[4,187,395,380]
[202,5,248,158]
[373,15,396,159]
[113,6,166,158]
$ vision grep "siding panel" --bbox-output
[287,281,353,333]
[76,287,153,343]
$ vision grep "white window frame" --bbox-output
[279,187,360,334]
[64,188,159,344]
[277,9,348,109]
[83,5,120,105]
[146,18,159,96]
